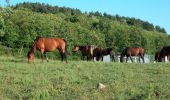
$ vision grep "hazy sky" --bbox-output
[1,0,170,34]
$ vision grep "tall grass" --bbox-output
[0,56,170,100]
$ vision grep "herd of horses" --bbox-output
[27,37,170,64]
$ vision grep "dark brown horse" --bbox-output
[93,47,103,61]
[102,48,116,62]
[72,44,93,60]
[27,37,67,63]
[158,46,170,62]
[120,47,145,63]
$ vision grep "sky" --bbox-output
[0,0,170,34]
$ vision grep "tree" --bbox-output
[142,21,154,31]
[155,25,166,33]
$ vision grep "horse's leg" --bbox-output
[90,56,92,61]
[40,49,45,62]
[87,55,89,61]
[60,52,64,62]
[59,48,67,63]
[82,54,84,60]
[63,51,67,63]
[129,56,133,63]
[113,55,116,62]
[138,56,140,63]
[110,55,112,62]
[44,52,49,62]
[126,56,128,63]
[88,54,92,61]
[111,55,115,62]
[41,53,44,62]
[141,55,145,63]
[102,56,104,61]
[93,56,95,62]
[87,55,91,61]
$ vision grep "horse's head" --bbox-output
[72,45,80,52]
[27,51,34,64]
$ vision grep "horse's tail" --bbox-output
[62,38,68,62]
[142,48,145,56]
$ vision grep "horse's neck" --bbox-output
[121,49,127,56]
[79,46,85,50]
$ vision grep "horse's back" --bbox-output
[159,46,170,58]
[127,47,144,56]
[35,37,66,51]
[161,46,170,53]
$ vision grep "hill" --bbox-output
[0,2,170,59]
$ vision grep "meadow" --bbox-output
[0,56,170,100]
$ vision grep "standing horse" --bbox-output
[72,44,93,61]
[102,48,116,62]
[158,46,170,62]
[27,37,67,63]
[120,47,145,63]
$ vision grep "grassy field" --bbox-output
[0,56,170,100]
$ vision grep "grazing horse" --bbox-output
[102,48,116,62]
[158,46,170,62]
[27,37,67,64]
[72,44,93,60]
[120,47,145,63]
[93,47,103,61]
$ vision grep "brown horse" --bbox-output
[27,37,67,63]
[102,48,116,62]
[120,47,145,63]
[72,44,93,60]
[158,46,170,62]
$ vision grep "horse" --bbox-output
[102,48,116,62]
[120,47,145,63]
[158,46,170,62]
[93,47,103,61]
[27,37,67,64]
[72,44,93,61]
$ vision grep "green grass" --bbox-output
[0,56,170,100]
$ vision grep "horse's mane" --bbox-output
[29,36,41,53]
[34,36,42,41]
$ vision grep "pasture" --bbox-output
[0,56,170,100]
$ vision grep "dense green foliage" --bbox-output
[0,2,170,59]
[0,56,170,99]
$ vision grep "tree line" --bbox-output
[0,2,169,59]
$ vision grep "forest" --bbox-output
[0,2,170,59]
